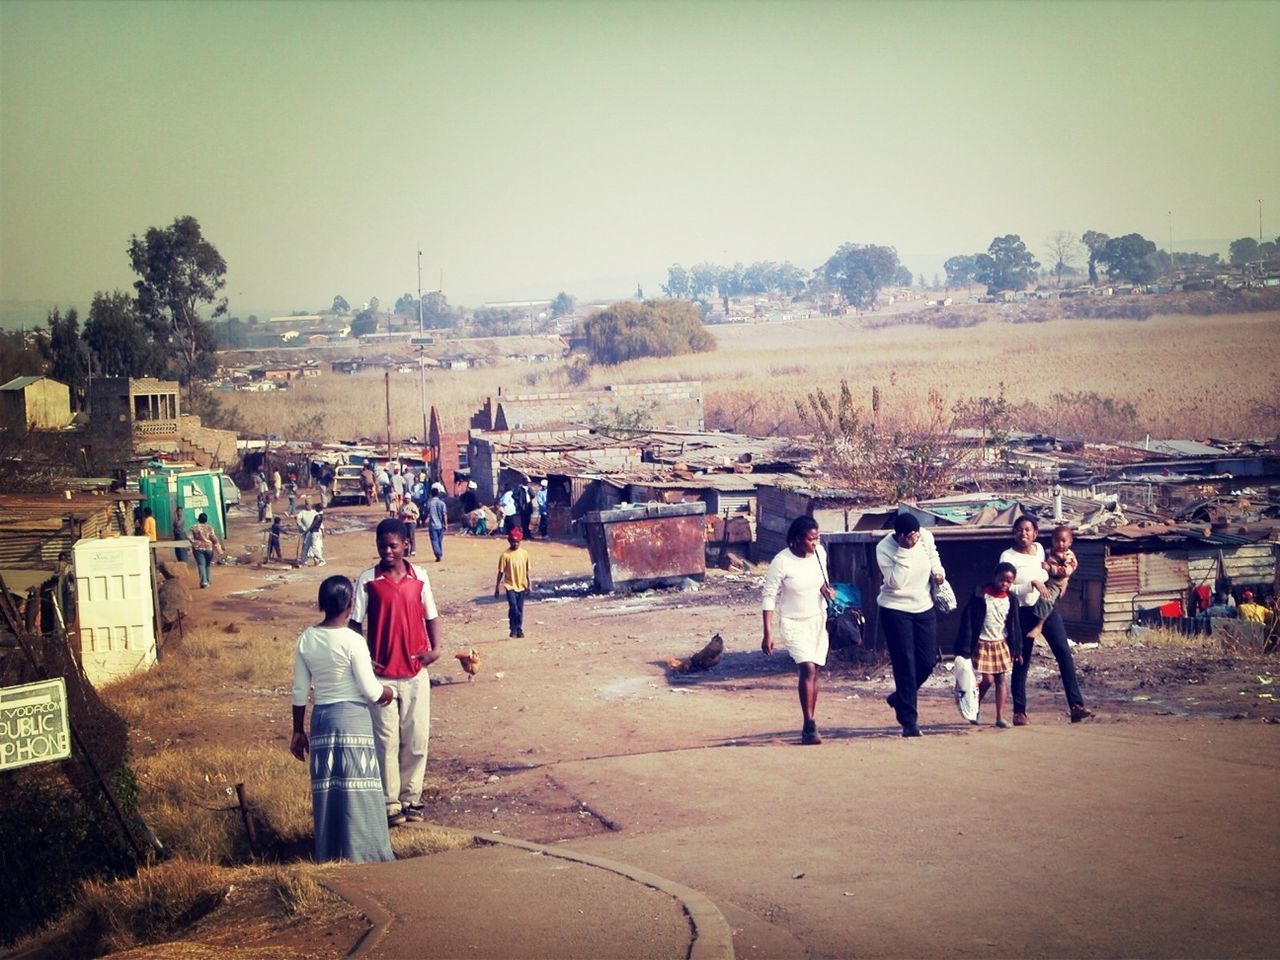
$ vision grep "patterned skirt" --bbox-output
[310,702,395,864]
[974,638,1012,676]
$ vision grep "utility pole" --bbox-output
[418,247,428,449]
[384,370,393,463]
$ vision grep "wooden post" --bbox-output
[235,782,258,854]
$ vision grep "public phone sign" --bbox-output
[0,678,71,772]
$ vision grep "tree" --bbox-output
[128,215,226,386]
[943,254,981,288]
[0,331,45,384]
[1097,233,1159,284]
[350,309,378,338]
[770,262,808,297]
[550,292,575,318]
[662,264,691,299]
[820,243,901,307]
[331,295,350,314]
[916,273,926,289]
[891,264,913,288]
[580,299,714,365]
[688,262,721,300]
[421,291,455,329]
[471,307,521,337]
[1229,237,1260,268]
[1081,230,1109,285]
[38,308,90,407]
[977,235,1039,294]
[393,293,418,323]
[1044,231,1081,287]
[84,291,157,378]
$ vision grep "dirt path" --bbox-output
[162,504,1280,957]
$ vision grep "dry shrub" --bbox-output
[78,859,227,954]
[132,746,311,864]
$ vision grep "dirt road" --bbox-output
[183,506,1280,957]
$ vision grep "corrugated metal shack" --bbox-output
[0,493,137,644]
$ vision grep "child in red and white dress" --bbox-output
[953,562,1022,728]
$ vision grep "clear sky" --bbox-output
[2,0,1277,318]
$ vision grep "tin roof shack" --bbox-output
[581,502,707,593]
[0,376,72,433]
[469,429,644,503]
[754,484,870,561]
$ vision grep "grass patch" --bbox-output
[391,824,474,859]
[266,865,329,917]
[132,745,312,864]
[78,859,229,955]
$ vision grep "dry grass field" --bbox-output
[221,308,1280,441]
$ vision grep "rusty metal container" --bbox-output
[581,502,706,593]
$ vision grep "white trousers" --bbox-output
[370,670,430,812]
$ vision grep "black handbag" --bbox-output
[819,553,864,649]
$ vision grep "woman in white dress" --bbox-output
[762,516,834,745]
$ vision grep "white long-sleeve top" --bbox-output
[876,527,944,613]
[761,544,829,619]
[292,624,385,707]
[999,544,1048,608]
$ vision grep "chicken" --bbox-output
[455,648,482,681]
[667,633,724,674]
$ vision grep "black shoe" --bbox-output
[515,630,524,638]
[902,724,922,738]
[886,692,899,711]
[801,720,822,745]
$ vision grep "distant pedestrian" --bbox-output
[286,479,297,514]
[537,481,549,538]
[494,528,532,638]
[141,507,157,542]
[290,574,396,863]
[516,479,534,540]
[399,499,419,557]
[427,487,447,561]
[257,491,269,524]
[296,501,317,565]
[498,486,518,534]
[172,507,189,563]
[761,515,833,745]
[267,516,284,562]
[306,509,326,566]
[189,512,223,588]
[272,468,282,501]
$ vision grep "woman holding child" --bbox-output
[1000,517,1093,725]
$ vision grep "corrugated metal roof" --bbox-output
[1125,439,1230,457]
[0,375,47,391]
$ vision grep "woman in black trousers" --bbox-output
[1000,516,1093,724]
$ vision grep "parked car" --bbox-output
[219,474,242,510]
[331,464,367,505]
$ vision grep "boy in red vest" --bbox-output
[350,518,442,825]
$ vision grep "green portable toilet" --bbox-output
[137,472,177,538]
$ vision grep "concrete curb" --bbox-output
[474,832,735,960]
[320,832,735,960]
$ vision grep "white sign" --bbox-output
[184,482,209,509]
[0,678,71,772]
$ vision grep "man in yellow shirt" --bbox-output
[494,528,532,638]
[141,507,157,542]
[1237,589,1269,624]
